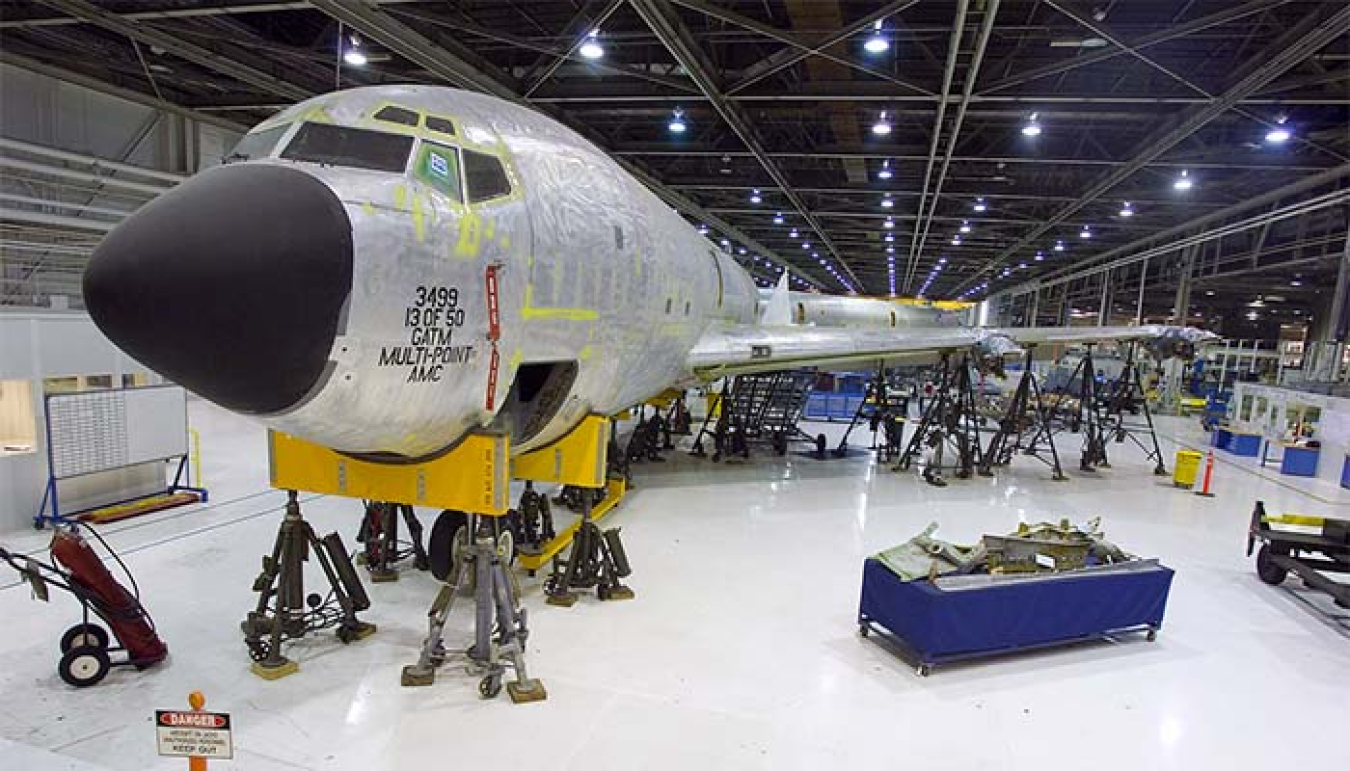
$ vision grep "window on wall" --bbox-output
[463,149,512,203]
[0,379,36,454]
[415,142,463,202]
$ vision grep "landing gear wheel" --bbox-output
[60,623,110,653]
[428,510,468,582]
[479,674,502,699]
[59,645,110,687]
[1255,544,1288,585]
[497,529,516,566]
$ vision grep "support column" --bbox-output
[1136,258,1149,325]
[1098,269,1113,326]
[1331,227,1350,344]
[1172,247,1196,324]
[1030,285,1040,328]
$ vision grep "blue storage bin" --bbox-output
[1279,446,1319,477]
[1228,433,1262,457]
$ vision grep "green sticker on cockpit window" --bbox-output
[416,143,463,203]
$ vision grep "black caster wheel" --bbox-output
[1255,544,1288,586]
[815,434,827,459]
[60,623,110,653]
[1146,629,1158,642]
[916,664,931,677]
[858,624,870,638]
[479,675,502,699]
[59,645,111,688]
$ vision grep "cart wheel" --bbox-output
[60,623,110,653]
[858,624,870,638]
[59,645,110,687]
[479,674,502,699]
[916,664,931,677]
[1255,544,1288,586]
[815,434,827,458]
[1146,629,1158,642]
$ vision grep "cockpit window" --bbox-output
[463,149,511,203]
[280,123,413,173]
[374,105,419,127]
[225,124,288,162]
[425,115,456,135]
[415,141,462,202]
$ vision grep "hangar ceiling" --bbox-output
[1,0,1347,332]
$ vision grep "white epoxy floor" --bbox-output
[2,398,1348,770]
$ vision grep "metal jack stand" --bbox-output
[981,347,1066,480]
[1101,342,1169,476]
[544,492,634,606]
[356,501,429,582]
[1048,345,1112,472]
[895,352,986,485]
[402,515,546,703]
[508,482,556,554]
[835,362,908,461]
[241,491,374,679]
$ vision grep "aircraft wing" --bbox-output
[686,324,991,378]
[686,322,1214,379]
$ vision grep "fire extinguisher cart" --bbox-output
[0,523,168,686]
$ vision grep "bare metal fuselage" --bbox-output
[228,87,756,457]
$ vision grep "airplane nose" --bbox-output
[83,163,353,414]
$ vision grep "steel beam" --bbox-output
[37,0,314,101]
[954,5,1350,293]
[908,0,1000,291]
[670,0,930,97]
[725,0,921,95]
[978,0,1287,94]
[629,0,856,289]
[0,51,249,133]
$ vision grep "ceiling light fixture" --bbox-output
[668,107,687,134]
[883,217,895,229]
[749,188,762,204]
[872,111,892,136]
[773,211,784,225]
[1021,112,1042,137]
[881,196,894,209]
[579,29,604,60]
[878,159,893,180]
[1119,201,1134,218]
[343,34,367,66]
[864,19,889,54]
[1079,225,1092,239]
[1173,169,1193,191]
[1053,240,1065,252]
[959,220,972,234]
[973,197,987,212]
[1265,115,1291,145]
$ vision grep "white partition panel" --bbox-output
[47,385,187,479]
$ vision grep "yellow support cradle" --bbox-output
[268,430,511,516]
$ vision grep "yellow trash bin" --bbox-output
[1173,450,1203,488]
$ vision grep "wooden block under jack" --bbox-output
[346,622,378,641]
[250,658,300,680]
[507,679,548,704]
[400,665,435,687]
[600,586,635,601]
[369,570,399,583]
[546,592,578,607]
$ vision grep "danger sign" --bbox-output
[155,710,233,759]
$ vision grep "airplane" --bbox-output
[83,84,1212,463]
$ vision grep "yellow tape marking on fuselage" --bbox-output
[393,184,407,211]
[411,191,426,242]
[361,201,375,216]
[455,210,483,258]
[579,344,594,361]
[520,285,599,322]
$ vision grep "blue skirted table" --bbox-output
[858,559,1174,675]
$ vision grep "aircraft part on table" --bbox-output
[875,523,986,581]
[878,517,1136,582]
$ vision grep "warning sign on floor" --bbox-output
[155,710,233,759]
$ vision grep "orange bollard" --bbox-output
[188,691,207,771]
[1195,450,1216,497]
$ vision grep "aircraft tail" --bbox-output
[760,272,792,325]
